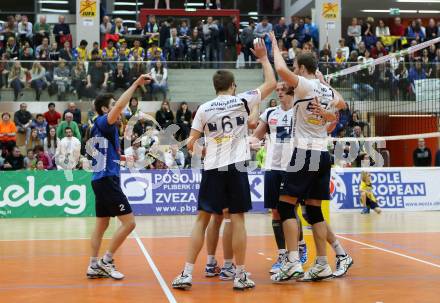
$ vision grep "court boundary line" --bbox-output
[337,234,440,269]
[133,231,177,303]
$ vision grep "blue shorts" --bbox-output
[264,170,286,209]
[198,163,252,215]
[92,176,133,217]
[282,148,331,201]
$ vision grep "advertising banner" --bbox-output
[330,167,440,212]
[0,171,94,218]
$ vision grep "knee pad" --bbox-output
[277,202,297,223]
[300,204,311,225]
[305,205,324,225]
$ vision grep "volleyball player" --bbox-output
[172,38,276,290]
[270,32,352,281]
[86,74,152,280]
[251,81,308,276]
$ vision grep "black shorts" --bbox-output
[366,197,378,209]
[92,176,133,217]
[282,148,331,201]
[264,170,286,209]
[198,163,252,215]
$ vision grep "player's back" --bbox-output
[192,90,261,170]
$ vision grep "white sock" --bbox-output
[288,251,299,263]
[235,265,245,277]
[223,259,233,268]
[331,240,346,256]
[278,249,287,255]
[103,251,113,263]
[90,257,98,267]
[298,240,306,246]
[316,256,328,265]
[183,262,194,276]
[207,255,216,265]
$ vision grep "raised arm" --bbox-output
[108,74,152,125]
[270,32,299,88]
[251,38,276,100]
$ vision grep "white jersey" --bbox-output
[292,76,335,151]
[192,89,262,170]
[260,105,294,171]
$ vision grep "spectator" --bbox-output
[133,115,153,138]
[124,139,147,169]
[124,97,140,121]
[421,49,433,78]
[254,16,273,39]
[88,42,103,60]
[57,112,81,140]
[225,17,239,62]
[33,15,50,46]
[59,41,74,61]
[413,138,432,166]
[19,46,35,69]
[155,100,174,129]
[100,15,113,42]
[63,102,82,125]
[352,57,374,100]
[394,61,409,100]
[86,58,109,97]
[206,0,221,9]
[55,127,81,170]
[426,18,439,41]
[111,18,126,35]
[334,49,346,66]
[14,103,32,142]
[0,113,17,151]
[130,21,144,36]
[159,18,172,49]
[1,16,17,45]
[49,42,60,61]
[74,40,88,61]
[151,61,168,99]
[34,145,53,170]
[5,37,19,60]
[240,20,256,68]
[130,39,145,59]
[144,15,160,46]
[24,149,36,169]
[165,144,185,169]
[216,19,226,63]
[375,19,390,37]
[35,37,50,60]
[435,149,440,167]
[53,59,71,101]
[17,15,33,44]
[274,17,287,41]
[44,126,60,161]
[338,38,350,60]
[357,41,367,57]
[203,17,219,65]
[269,99,277,107]
[35,160,46,171]
[146,42,164,61]
[29,62,47,101]
[304,16,319,47]
[71,61,87,99]
[26,128,42,150]
[165,28,182,61]
[288,39,300,62]
[187,28,203,62]
[53,15,71,46]
[154,0,170,9]
[406,20,425,42]
[390,17,405,36]
[44,103,62,127]
[112,62,130,91]
[362,17,377,49]
[102,40,117,61]
[30,114,48,141]
[370,41,388,59]
[2,146,24,171]
[408,60,427,95]
[175,102,192,141]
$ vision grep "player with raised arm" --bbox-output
[251,82,308,276]
[270,32,351,282]
[172,38,276,291]
[86,74,152,280]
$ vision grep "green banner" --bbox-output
[0,171,95,218]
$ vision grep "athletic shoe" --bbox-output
[86,265,109,279]
[299,244,308,264]
[233,272,255,290]
[298,262,333,282]
[97,259,124,280]
[204,261,221,277]
[373,207,382,214]
[172,272,192,290]
[219,264,236,281]
[270,261,304,282]
[269,252,287,274]
[333,254,353,278]
[361,207,370,214]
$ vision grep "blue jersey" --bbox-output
[91,115,121,181]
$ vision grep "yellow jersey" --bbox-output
[360,181,376,202]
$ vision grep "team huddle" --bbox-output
[85,33,353,290]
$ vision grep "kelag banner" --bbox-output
[330,167,440,212]
[0,170,95,218]
[120,169,266,216]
